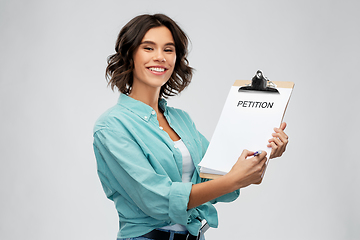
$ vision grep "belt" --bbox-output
[141,229,198,240]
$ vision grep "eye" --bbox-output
[143,46,153,51]
[164,48,175,53]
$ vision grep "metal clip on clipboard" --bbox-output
[238,70,279,94]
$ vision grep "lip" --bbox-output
[146,66,169,75]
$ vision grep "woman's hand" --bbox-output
[188,149,268,209]
[189,124,289,209]
[267,122,289,159]
[226,149,268,189]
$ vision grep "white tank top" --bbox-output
[159,139,195,231]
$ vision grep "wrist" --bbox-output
[221,173,241,192]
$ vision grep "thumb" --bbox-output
[280,122,287,131]
[240,149,254,159]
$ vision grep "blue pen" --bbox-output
[254,150,262,156]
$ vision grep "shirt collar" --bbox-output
[117,93,168,122]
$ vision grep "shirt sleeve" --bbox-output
[93,128,193,225]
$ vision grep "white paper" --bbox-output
[199,85,293,176]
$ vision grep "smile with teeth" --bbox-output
[148,67,166,72]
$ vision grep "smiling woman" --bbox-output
[93,13,289,240]
[105,14,193,98]
[130,26,177,99]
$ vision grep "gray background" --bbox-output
[1,0,359,239]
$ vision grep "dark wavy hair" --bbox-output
[106,14,193,98]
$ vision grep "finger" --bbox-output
[255,157,268,184]
[253,150,267,163]
[267,137,279,147]
[260,150,267,158]
[269,139,286,158]
[259,154,268,165]
[272,132,288,144]
[260,157,268,173]
[279,122,287,131]
[240,149,255,159]
[268,141,279,158]
[254,150,267,158]
[268,136,283,146]
[271,131,288,153]
[274,128,289,140]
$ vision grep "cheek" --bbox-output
[132,55,143,73]
[132,62,139,75]
[169,55,177,68]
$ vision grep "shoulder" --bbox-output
[166,106,193,123]
[93,104,133,134]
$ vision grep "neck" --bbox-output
[128,87,161,113]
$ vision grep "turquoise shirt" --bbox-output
[93,94,240,238]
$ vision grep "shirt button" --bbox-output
[151,110,156,115]
[144,116,148,120]
[174,145,178,148]
[159,126,163,130]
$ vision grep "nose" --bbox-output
[153,50,166,62]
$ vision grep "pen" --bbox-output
[253,150,262,156]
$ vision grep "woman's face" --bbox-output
[132,26,176,92]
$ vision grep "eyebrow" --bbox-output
[140,40,175,47]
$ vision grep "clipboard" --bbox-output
[199,71,294,179]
